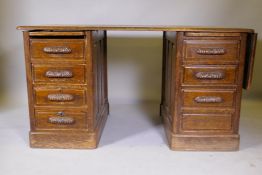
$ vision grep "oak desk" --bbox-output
[17,25,257,151]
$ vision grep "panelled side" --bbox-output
[91,30,109,143]
[161,31,179,144]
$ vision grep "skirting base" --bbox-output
[165,127,239,151]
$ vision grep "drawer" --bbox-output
[181,113,232,131]
[34,88,86,106]
[183,40,240,62]
[30,39,84,60]
[183,65,237,85]
[182,89,235,108]
[35,110,88,130]
[32,64,86,84]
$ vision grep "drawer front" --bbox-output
[183,65,237,85]
[182,89,235,108]
[183,40,240,61]
[181,113,232,131]
[30,39,84,60]
[33,64,86,84]
[35,110,88,130]
[34,88,86,106]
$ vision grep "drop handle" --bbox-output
[45,70,73,78]
[48,112,75,125]
[196,48,226,55]
[194,96,223,103]
[43,46,72,54]
[47,94,74,101]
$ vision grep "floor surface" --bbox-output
[0,100,262,175]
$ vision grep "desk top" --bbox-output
[17,25,255,33]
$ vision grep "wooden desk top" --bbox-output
[17,25,255,33]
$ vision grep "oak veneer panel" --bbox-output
[32,64,86,84]
[183,65,238,85]
[181,113,232,131]
[182,89,236,108]
[35,110,89,130]
[34,88,87,106]
[30,39,85,60]
[183,40,240,62]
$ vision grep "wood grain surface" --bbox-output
[17,25,254,33]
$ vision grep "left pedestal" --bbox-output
[22,30,109,149]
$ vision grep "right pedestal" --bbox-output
[161,31,257,151]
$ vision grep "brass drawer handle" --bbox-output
[195,71,225,80]
[48,112,75,125]
[196,48,226,55]
[194,96,223,103]
[47,94,74,101]
[45,70,73,78]
[43,46,72,54]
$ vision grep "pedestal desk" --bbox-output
[17,25,257,151]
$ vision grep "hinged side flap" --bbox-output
[243,33,257,89]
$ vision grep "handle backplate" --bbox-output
[196,48,226,55]
[47,94,74,101]
[43,46,72,54]
[194,96,223,103]
[45,70,73,78]
[195,71,225,80]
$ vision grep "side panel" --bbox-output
[23,32,35,131]
[161,31,178,137]
[243,33,257,89]
[92,30,109,138]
